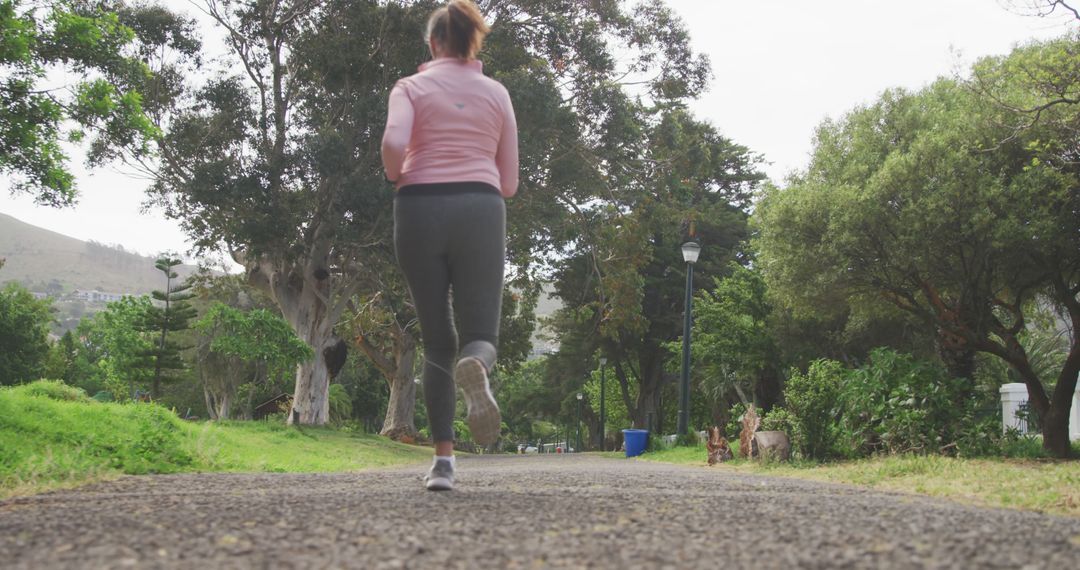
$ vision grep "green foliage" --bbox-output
[80,295,154,400]
[0,0,158,206]
[91,390,113,402]
[194,301,313,419]
[775,350,1005,461]
[760,406,797,436]
[196,303,313,372]
[327,384,352,424]
[781,359,846,460]
[1,380,193,491]
[0,282,53,384]
[0,380,431,497]
[137,0,726,429]
[838,349,969,456]
[141,256,198,397]
[686,262,785,420]
[754,34,1080,456]
[725,402,749,440]
[692,263,775,387]
[17,379,89,401]
[582,363,637,434]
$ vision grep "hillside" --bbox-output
[0,212,198,295]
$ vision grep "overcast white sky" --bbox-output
[0,0,1074,262]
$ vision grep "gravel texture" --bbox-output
[1,454,1078,569]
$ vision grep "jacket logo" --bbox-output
[454,102,466,110]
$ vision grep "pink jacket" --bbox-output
[381,58,519,198]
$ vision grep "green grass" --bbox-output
[631,440,1080,517]
[0,381,431,499]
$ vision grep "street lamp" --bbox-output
[576,392,583,452]
[599,357,607,451]
[677,241,701,436]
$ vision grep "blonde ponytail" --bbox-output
[426,0,490,59]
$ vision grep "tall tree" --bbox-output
[548,108,763,433]
[141,256,196,399]
[0,0,159,206]
[755,38,1079,457]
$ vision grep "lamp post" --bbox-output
[599,357,607,451]
[677,241,701,437]
[576,392,584,452]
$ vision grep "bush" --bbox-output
[13,380,90,402]
[761,406,797,435]
[784,359,846,460]
[838,348,969,456]
[92,390,115,402]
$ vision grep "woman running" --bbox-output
[381,0,518,491]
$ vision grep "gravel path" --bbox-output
[2,455,1078,569]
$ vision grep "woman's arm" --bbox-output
[381,83,414,183]
[496,91,519,198]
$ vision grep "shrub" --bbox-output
[838,348,972,457]
[328,384,352,423]
[783,359,846,460]
[761,406,797,435]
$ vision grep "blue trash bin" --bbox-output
[622,429,649,457]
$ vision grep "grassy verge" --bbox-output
[0,381,431,499]
[633,442,1080,517]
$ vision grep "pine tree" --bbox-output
[142,257,197,399]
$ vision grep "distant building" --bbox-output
[71,290,126,303]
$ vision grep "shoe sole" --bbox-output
[456,357,501,446]
[426,476,453,491]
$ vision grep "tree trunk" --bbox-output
[217,390,231,420]
[635,357,664,432]
[381,333,418,440]
[1042,407,1072,458]
[247,258,342,426]
[289,338,332,425]
[203,387,219,421]
[754,365,783,413]
[1042,334,1079,458]
[612,359,640,427]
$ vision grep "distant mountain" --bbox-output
[0,212,198,295]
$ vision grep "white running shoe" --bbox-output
[425,458,454,491]
[456,357,501,445]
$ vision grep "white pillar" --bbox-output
[1000,383,1031,434]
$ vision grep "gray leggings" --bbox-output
[394,183,505,443]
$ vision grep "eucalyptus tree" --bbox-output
[755,39,1079,456]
